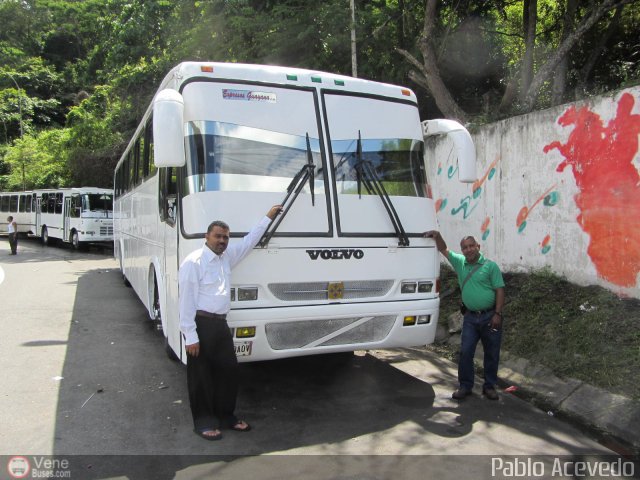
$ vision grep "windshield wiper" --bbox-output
[258,133,316,248]
[354,131,410,247]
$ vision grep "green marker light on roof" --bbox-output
[311,76,322,83]
[286,74,298,81]
[334,79,345,86]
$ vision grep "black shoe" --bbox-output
[483,387,499,400]
[452,388,472,400]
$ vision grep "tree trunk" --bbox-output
[551,0,578,105]
[397,0,467,122]
[523,0,629,111]
[575,4,623,97]
[520,0,537,99]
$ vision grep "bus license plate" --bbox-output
[234,341,252,356]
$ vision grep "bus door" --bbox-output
[160,167,182,360]
[63,196,72,242]
[35,197,42,236]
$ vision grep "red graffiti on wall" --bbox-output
[543,93,640,287]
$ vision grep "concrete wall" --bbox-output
[425,86,640,298]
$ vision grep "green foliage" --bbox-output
[0,0,638,187]
[2,128,70,189]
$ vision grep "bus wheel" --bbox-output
[71,231,80,250]
[41,227,49,245]
[153,278,179,362]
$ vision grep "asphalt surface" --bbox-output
[0,237,636,479]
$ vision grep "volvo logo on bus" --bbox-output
[306,249,364,260]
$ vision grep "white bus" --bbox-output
[0,191,35,234]
[33,188,114,248]
[114,62,476,363]
[1,188,114,247]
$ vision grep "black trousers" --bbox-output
[187,313,239,431]
[8,233,17,254]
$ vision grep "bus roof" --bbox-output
[160,62,417,103]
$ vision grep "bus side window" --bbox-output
[10,195,18,212]
[144,118,156,178]
[41,193,48,213]
[0,195,9,213]
[55,193,63,214]
[159,167,177,225]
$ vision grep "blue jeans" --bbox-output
[458,310,502,391]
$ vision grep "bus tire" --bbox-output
[41,226,49,245]
[71,230,80,250]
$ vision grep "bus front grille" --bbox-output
[265,315,396,350]
[100,226,113,235]
[268,280,394,301]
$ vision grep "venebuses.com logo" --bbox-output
[7,457,30,479]
[6,456,71,479]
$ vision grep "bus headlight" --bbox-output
[238,287,258,301]
[403,316,416,326]
[418,281,433,293]
[417,315,431,324]
[401,282,417,294]
[236,327,256,338]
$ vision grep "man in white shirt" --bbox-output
[7,216,17,255]
[179,205,282,441]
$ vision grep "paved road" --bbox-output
[0,238,631,479]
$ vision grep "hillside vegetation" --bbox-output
[437,266,640,400]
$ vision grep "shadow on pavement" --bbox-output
[49,268,634,479]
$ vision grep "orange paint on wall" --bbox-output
[543,93,640,287]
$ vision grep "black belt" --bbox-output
[467,307,495,315]
[196,310,227,320]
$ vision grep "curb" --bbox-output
[498,351,640,457]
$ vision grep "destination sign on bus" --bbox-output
[222,89,277,103]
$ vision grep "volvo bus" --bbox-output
[113,62,476,363]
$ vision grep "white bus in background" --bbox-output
[113,62,476,364]
[0,191,35,234]
[33,187,114,248]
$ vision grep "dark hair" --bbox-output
[8,216,13,221]
[460,235,478,245]
[207,220,229,233]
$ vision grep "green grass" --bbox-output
[437,265,640,400]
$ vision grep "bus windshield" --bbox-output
[183,120,325,196]
[332,138,428,197]
[82,194,113,214]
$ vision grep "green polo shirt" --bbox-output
[448,251,505,311]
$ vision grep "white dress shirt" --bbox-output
[178,216,270,345]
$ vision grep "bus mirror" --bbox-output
[422,119,477,183]
[153,89,186,168]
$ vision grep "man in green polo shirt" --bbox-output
[425,230,505,400]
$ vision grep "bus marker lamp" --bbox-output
[236,327,256,338]
[403,316,416,326]
[200,65,214,73]
[401,282,417,294]
[238,287,258,301]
